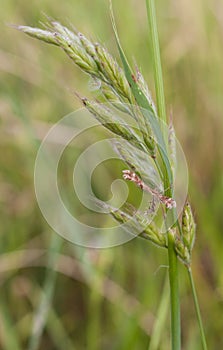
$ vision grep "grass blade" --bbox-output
[27,282,76,350]
[187,267,208,350]
[145,1,181,348]
[110,2,172,192]
[148,276,169,350]
[0,300,23,350]
[145,0,166,126]
[28,234,62,350]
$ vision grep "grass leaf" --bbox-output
[110,2,173,191]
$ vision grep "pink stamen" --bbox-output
[122,170,176,209]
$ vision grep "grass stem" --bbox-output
[167,231,181,349]
[146,1,181,348]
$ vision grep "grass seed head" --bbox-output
[140,222,167,248]
[15,25,59,46]
[173,231,191,265]
[168,116,176,174]
[95,43,133,102]
[109,206,167,248]
[182,202,196,253]
[82,98,144,150]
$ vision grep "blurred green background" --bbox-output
[0,0,223,349]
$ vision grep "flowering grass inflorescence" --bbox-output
[15,9,207,349]
[16,18,195,265]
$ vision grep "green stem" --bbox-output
[168,231,181,350]
[146,1,181,349]
[187,267,208,350]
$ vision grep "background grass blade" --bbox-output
[148,276,169,350]
[0,300,23,350]
[28,234,63,350]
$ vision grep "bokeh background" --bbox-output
[1,0,223,349]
